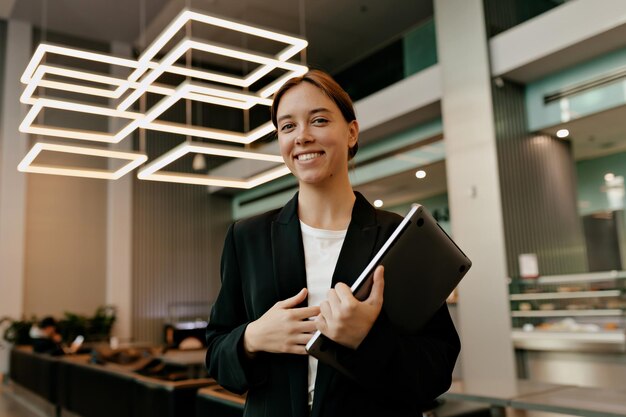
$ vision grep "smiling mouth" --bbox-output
[296,152,324,161]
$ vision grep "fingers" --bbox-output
[367,265,385,306]
[275,288,307,309]
[333,283,354,304]
[286,345,309,355]
[326,289,342,316]
[292,333,316,346]
[293,319,318,334]
[315,314,328,334]
[290,305,321,320]
[319,300,333,323]
[284,331,317,355]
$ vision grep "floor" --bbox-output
[0,376,578,417]
[0,384,45,417]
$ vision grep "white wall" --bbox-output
[435,0,516,388]
[0,20,31,375]
[106,41,134,342]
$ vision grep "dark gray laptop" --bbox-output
[305,203,471,376]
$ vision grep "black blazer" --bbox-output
[205,192,460,417]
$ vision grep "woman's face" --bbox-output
[275,82,358,187]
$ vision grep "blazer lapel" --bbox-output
[331,192,380,288]
[312,192,380,417]
[271,192,308,301]
[271,192,309,417]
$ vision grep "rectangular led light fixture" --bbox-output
[18,8,307,188]
[136,81,275,144]
[18,141,148,180]
[137,141,291,188]
[19,98,141,143]
[116,37,307,111]
[121,8,307,97]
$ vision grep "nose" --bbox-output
[295,126,313,145]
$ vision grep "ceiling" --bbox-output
[539,104,626,161]
[7,0,433,73]
[7,0,624,206]
[355,159,447,208]
[357,102,626,208]
[358,103,626,208]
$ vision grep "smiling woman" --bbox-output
[204,70,460,417]
[273,83,357,199]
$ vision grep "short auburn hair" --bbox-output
[271,70,358,160]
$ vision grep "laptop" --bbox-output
[305,204,471,376]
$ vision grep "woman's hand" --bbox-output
[316,265,385,350]
[243,288,320,356]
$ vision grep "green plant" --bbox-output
[59,305,117,342]
[1,316,36,345]
[88,305,116,341]
[1,306,117,346]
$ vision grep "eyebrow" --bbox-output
[276,107,331,123]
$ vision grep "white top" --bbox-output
[300,221,347,408]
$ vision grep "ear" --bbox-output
[348,120,359,149]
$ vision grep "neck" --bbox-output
[297,178,355,230]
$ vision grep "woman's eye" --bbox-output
[280,123,294,131]
[312,118,328,125]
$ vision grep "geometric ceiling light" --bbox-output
[17,141,148,180]
[114,9,308,105]
[135,81,275,144]
[18,8,307,186]
[137,141,290,189]
[18,84,274,144]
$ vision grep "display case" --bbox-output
[509,271,626,353]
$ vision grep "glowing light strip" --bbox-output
[19,10,306,187]
[188,38,308,89]
[133,82,274,144]
[19,98,140,143]
[123,8,307,96]
[20,65,259,109]
[117,38,307,111]
[137,141,290,188]
[21,19,306,100]
[138,81,270,123]
[21,43,141,84]
[29,97,141,119]
[19,89,272,144]
[21,44,247,90]
[18,142,147,180]
[146,121,275,144]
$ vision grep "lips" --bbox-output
[295,152,324,161]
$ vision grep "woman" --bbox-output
[205,70,460,417]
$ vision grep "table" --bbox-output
[196,386,245,417]
[443,379,570,407]
[442,379,573,417]
[159,349,206,366]
[442,380,626,417]
[159,349,207,378]
[510,386,626,417]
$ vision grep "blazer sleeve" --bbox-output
[205,222,269,394]
[335,302,460,409]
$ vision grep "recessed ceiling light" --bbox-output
[605,173,615,182]
[374,199,383,208]
[415,170,426,179]
[556,129,569,138]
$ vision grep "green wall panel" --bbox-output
[402,19,437,77]
[526,46,626,132]
[387,192,451,236]
[576,151,626,216]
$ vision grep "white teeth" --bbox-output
[297,152,323,161]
